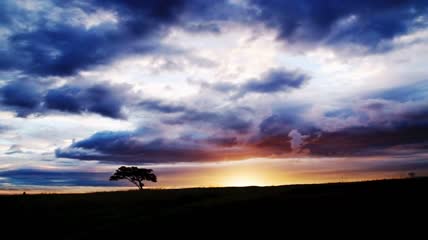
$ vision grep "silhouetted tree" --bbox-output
[110,166,157,190]
[408,172,416,178]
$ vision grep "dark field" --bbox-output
[1,177,427,238]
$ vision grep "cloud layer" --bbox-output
[0,81,130,118]
[250,0,428,51]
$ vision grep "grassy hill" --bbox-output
[1,177,427,238]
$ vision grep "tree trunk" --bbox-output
[138,181,144,190]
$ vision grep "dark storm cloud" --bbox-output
[1,0,426,79]
[252,98,428,157]
[307,125,428,156]
[4,24,128,76]
[252,106,319,153]
[239,69,308,95]
[307,85,428,156]
[55,130,242,163]
[3,0,422,78]
[307,100,428,156]
[249,0,428,51]
[70,131,134,152]
[0,80,43,117]
[45,86,82,113]
[0,80,129,119]
[0,81,42,109]
[205,68,309,98]
[0,0,236,77]
[258,114,298,138]
[258,105,314,136]
[45,84,129,119]
[0,1,169,76]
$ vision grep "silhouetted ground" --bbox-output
[1,177,427,238]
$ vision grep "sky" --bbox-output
[1,0,428,192]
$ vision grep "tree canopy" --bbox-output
[110,166,157,190]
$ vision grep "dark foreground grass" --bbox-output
[1,177,427,238]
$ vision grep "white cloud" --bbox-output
[288,129,309,151]
[0,112,134,156]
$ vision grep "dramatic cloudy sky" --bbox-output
[1,0,428,192]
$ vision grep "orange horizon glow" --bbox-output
[0,175,412,195]
[1,156,426,195]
